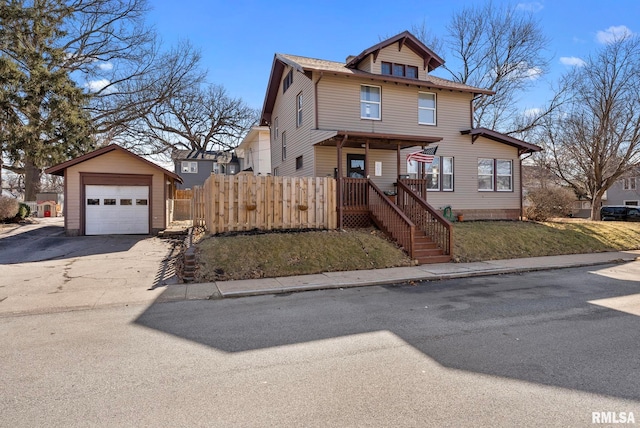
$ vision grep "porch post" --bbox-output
[337,135,346,229]
[396,144,401,181]
[364,140,370,178]
[421,145,427,200]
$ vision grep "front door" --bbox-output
[347,154,366,178]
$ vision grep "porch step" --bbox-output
[415,254,452,264]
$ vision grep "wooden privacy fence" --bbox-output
[199,175,337,234]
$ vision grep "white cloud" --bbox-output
[596,25,634,44]
[84,79,111,93]
[98,62,113,71]
[519,65,543,80]
[516,2,544,13]
[524,108,542,117]
[560,56,586,67]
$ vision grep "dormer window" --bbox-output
[381,61,418,78]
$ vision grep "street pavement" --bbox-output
[2,264,640,427]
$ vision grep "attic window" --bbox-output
[283,69,293,93]
[381,61,418,78]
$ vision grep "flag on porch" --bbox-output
[406,146,438,163]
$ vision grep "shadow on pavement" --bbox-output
[135,264,640,402]
[0,224,147,264]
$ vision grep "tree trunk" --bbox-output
[590,193,604,221]
[24,158,41,201]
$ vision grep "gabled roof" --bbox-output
[346,31,444,72]
[45,144,182,182]
[261,52,494,125]
[460,128,543,155]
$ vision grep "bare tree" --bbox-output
[0,0,203,199]
[119,84,259,156]
[542,34,640,220]
[415,2,552,133]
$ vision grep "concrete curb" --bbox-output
[213,255,639,299]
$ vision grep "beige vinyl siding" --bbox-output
[315,146,399,193]
[270,66,316,177]
[357,55,373,72]
[317,74,472,136]
[65,151,167,231]
[369,43,431,80]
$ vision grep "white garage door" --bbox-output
[85,185,149,235]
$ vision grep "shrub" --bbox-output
[525,187,576,221]
[17,203,31,219]
[0,197,20,221]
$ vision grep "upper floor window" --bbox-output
[418,92,436,125]
[296,155,303,170]
[360,85,381,120]
[273,117,279,141]
[296,92,303,127]
[381,61,418,78]
[283,69,293,93]
[281,131,287,161]
[181,161,198,174]
[623,177,637,190]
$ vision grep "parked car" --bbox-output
[600,205,640,221]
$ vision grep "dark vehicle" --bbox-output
[600,205,640,221]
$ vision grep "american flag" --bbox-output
[406,146,438,163]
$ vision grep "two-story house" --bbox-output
[260,31,542,262]
[172,149,240,189]
[606,170,640,207]
[235,126,272,175]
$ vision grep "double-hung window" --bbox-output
[442,157,453,191]
[478,159,513,191]
[281,131,287,161]
[623,177,637,190]
[360,85,381,120]
[478,158,494,191]
[273,117,278,141]
[181,161,198,174]
[296,92,303,127]
[418,92,436,125]
[496,160,513,191]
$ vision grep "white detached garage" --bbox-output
[45,145,182,236]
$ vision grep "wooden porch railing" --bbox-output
[367,180,416,258]
[397,180,453,256]
[342,177,368,211]
[399,178,427,199]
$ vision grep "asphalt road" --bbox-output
[2,263,640,427]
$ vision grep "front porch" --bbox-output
[316,131,453,264]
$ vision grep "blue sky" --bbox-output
[146,0,640,113]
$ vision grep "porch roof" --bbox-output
[460,128,543,155]
[314,130,442,150]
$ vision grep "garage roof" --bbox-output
[45,144,182,183]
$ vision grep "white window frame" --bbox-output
[478,158,494,191]
[296,92,303,127]
[360,85,381,120]
[273,117,279,141]
[496,159,513,192]
[281,131,287,161]
[442,157,453,191]
[418,92,436,125]
[181,161,198,174]
[623,177,637,190]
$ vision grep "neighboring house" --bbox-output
[172,149,240,189]
[261,31,542,226]
[45,144,182,236]
[236,126,272,175]
[606,172,640,206]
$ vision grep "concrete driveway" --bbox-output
[0,218,180,315]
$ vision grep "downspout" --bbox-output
[314,72,324,130]
[520,151,533,221]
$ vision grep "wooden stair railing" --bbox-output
[397,180,453,258]
[367,180,416,259]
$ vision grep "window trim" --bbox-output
[381,61,419,79]
[624,200,639,206]
[496,159,513,192]
[296,92,303,127]
[418,92,437,126]
[360,84,381,120]
[442,156,454,192]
